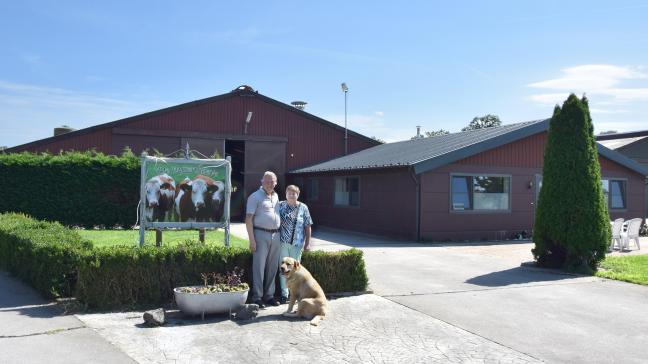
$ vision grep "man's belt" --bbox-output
[254,226,279,233]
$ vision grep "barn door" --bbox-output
[244,141,286,199]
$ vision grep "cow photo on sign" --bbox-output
[141,157,230,224]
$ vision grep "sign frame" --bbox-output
[138,152,232,247]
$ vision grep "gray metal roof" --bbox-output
[291,118,648,176]
[291,119,550,174]
[597,136,648,150]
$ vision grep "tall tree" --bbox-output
[462,114,501,131]
[532,94,610,272]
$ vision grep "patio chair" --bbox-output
[620,218,642,251]
[609,218,625,251]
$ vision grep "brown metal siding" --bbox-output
[420,132,646,241]
[294,168,417,239]
[119,95,374,170]
[27,129,113,154]
[14,94,376,171]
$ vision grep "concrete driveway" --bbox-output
[288,226,648,364]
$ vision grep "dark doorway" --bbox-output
[226,140,245,221]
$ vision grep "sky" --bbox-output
[1,1,647,148]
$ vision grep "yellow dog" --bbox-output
[279,257,328,326]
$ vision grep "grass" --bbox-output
[596,255,648,286]
[78,229,249,249]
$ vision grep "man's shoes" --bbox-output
[279,296,288,305]
[253,300,266,309]
[265,298,280,307]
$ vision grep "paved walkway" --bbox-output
[78,295,540,364]
[0,271,134,364]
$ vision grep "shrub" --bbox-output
[77,243,368,310]
[1,214,369,309]
[0,213,92,298]
[0,151,140,228]
[532,94,611,272]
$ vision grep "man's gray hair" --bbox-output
[262,171,277,181]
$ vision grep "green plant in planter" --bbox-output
[178,267,249,294]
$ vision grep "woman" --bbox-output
[276,184,313,304]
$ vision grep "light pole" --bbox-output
[341,82,348,155]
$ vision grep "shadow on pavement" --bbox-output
[465,266,577,287]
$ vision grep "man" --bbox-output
[246,171,281,308]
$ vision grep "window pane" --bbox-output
[601,180,609,206]
[610,180,626,209]
[309,179,319,201]
[452,176,471,210]
[334,178,348,205]
[348,177,359,206]
[473,176,510,210]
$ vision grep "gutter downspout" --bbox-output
[409,167,421,242]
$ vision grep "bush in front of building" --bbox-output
[0,213,92,298]
[0,150,140,228]
[532,94,611,272]
[0,213,369,309]
[77,243,369,310]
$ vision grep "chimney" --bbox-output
[291,101,307,110]
[54,125,75,136]
[416,126,422,139]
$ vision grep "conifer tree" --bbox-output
[532,94,610,272]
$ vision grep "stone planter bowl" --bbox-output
[174,286,248,316]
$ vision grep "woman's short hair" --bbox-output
[286,185,300,194]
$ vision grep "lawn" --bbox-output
[78,229,249,249]
[596,255,648,286]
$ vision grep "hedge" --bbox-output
[0,213,92,298]
[1,214,369,310]
[77,244,368,310]
[0,151,140,228]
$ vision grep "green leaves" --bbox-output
[0,151,140,228]
[533,94,611,271]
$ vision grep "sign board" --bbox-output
[139,154,232,246]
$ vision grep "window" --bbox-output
[308,178,319,201]
[334,177,359,206]
[451,175,511,211]
[602,179,626,209]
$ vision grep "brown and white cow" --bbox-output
[144,174,176,222]
[175,175,225,222]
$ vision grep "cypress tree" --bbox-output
[532,94,611,272]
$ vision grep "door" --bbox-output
[244,140,286,199]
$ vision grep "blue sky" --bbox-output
[1,1,647,147]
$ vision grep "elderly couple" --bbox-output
[245,171,313,308]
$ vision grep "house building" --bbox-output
[291,119,648,241]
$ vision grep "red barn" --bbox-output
[4,85,379,220]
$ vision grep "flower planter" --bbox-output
[173,286,248,316]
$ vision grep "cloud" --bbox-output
[374,111,384,117]
[0,80,168,147]
[527,65,648,104]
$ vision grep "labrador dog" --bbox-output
[280,257,328,326]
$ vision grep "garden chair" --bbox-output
[609,218,624,251]
[620,218,642,251]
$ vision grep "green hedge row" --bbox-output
[0,213,92,298]
[0,151,140,228]
[1,214,369,309]
[77,244,369,309]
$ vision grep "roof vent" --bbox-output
[291,101,307,110]
[54,125,75,136]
